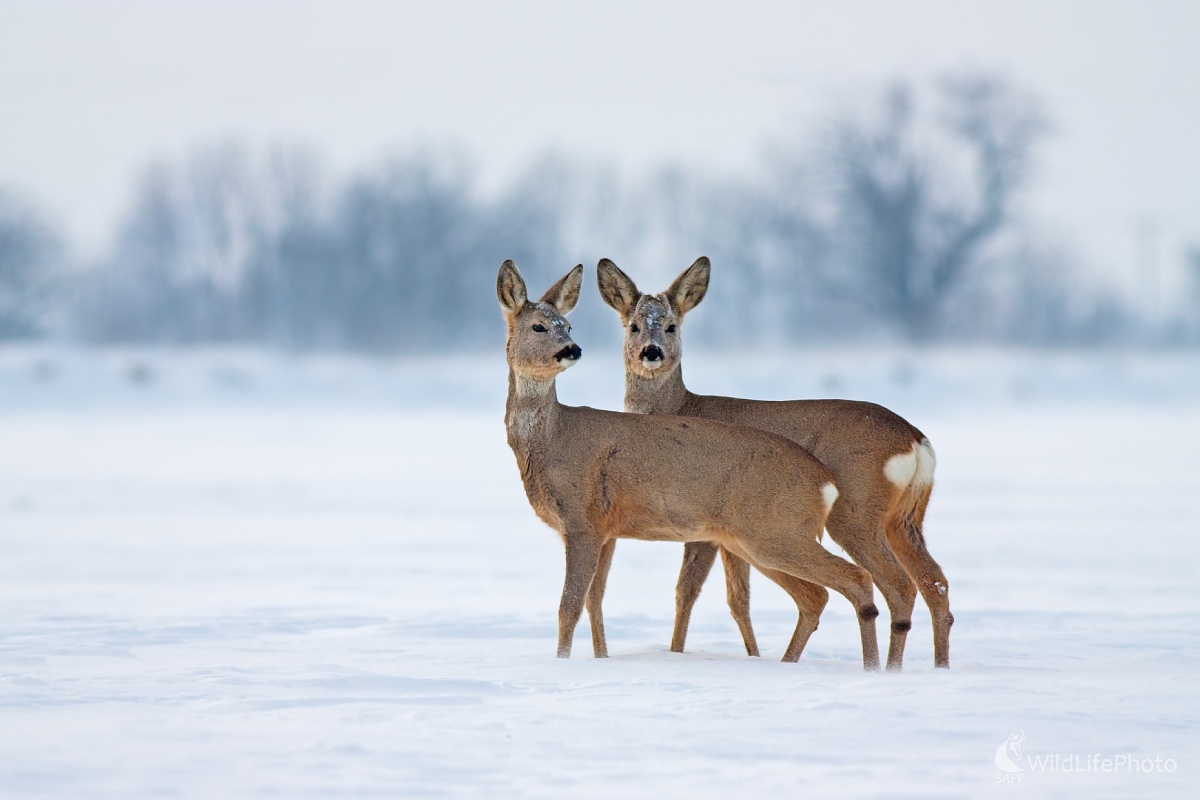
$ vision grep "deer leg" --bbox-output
[671,542,719,653]
[834,535,918,672]
[885,520,953,668]
[826,497,919,672]
[757,568,827,662]
[585,539,617,658]
[557,535,604,658]
[738,539,881,672]
[719,546,759,657]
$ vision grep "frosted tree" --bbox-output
[77,143,323,342]
[0,189,63,338]
[829,75,1048,340]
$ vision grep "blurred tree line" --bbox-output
[1,74,1191,351]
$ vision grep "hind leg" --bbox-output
[757,569,828,662]
[719,547,760,657]
[671,542,719,653]
[732,538,880,671]
[826,492,921,672]
[585,539,617,658]
[827,509,919,671]
[886,521,953,668]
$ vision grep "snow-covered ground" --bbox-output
[1,346,1198,798]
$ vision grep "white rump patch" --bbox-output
[821,482,839,513]
[884,438,937,489]
[914,438,936,486]
[883,448,917,489]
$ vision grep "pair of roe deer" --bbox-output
[499,257,952,671]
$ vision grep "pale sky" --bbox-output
[2,0,1198,302]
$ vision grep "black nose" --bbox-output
[641,345,663,362]
[555,344,582,361]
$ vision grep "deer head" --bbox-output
[597,257,710,379]
[497,260,584,382]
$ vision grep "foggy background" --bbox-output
[4,5,1200,796]
[3,0,1199,355]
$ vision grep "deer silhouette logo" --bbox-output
[994,732,1028,773]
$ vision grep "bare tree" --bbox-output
[0,189,63,338]
[1187,247,1200,305]
[639,166,830,347]
[830,75,1049,340]
[65,75,1132,352]
[77,142,323,343]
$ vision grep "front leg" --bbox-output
[671,542,719,653]
[585,539,617,658]
[557,534,604,658]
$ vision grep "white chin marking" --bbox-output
[558,358,579,369]
[641,359,664,370]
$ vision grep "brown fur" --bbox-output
[595,257,954,670]
[498,260,882,669]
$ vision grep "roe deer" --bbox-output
[498,260,882,669]
[595,257,953,670]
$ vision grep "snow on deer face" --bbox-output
[597,257,710,380]
[497,261,583,381]
[624,295,681,377]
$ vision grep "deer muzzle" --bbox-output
[640,345,664,368]
[554,344,582,363]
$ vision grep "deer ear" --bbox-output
[596,259,640,318]
[665,256,710,320]
[539,264,584,315]
[497,260,528,315]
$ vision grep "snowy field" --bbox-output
[1,346,1198,798]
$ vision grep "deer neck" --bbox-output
[505,370,561,458]
[624,363,690,416]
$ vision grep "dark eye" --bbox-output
[630,324,639,333]
[532,324,547,332]
[666,324,676,333]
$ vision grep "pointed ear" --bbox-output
[596,258,641,318]
[665,256,710,320]
[497,259,528,315]
[539,264,584,315]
